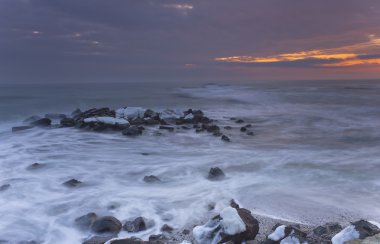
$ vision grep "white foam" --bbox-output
[159,109,183,119]
[115,107,145,120]
[268,225,286,241]
[331,225,360,244]
[220,207,246,235]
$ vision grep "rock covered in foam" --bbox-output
[332,220,380,244]
[265,224,307,244]
[84,117,129,125]
[158,109,183,120]
[220,207,246,235]
[115,107,145,120]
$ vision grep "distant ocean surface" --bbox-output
[1,80,380,243]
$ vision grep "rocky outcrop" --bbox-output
[63,179,82,187]
[208,167,226,181]
[331,220,380,244]
[91,216,122,235]
[75,212,97,231]
[143,175,161,183]
[123,217,148,232]
[263,224,307,244]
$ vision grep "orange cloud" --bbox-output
[215,35,380,67]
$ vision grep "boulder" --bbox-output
[122,126,143,136]
[26,163,44,170]
[109,237,144,244]
[63,179,82,187]
[235,119,244,123]
[77,108,115,120]
[60,118,76,127]
[144,109,159,119]
[143,175,161,183]
[12,126,34,132]
[224,126,232,130]
[265,224,307,244]
[352,220,380,239]
[75,212,97,230]
[208,167,226,180]
[240,127,247,132]
[91,216,122,234]
[310,222,342,243]
[221,135,231,142]
[332,220,380,244]
[30,118,51,126]
[115,107,145,120]
[347,233,380,244]
[247,132,254,136]
[160,224,174,233]
[193,206,259,243]
[123,217,147,232]
[0,184,10,192]
[82,235,114,244]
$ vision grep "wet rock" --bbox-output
[144,118,160,125]
[247,132,254,136]
[181,126,191,130]
[221,135,230,142]
[123,217,147,232]
[144,109,159,119]
[141,152,150,156]
[213,131,223,137]
[122,126,143,136]
[161,224,174,233]
[352,220,380,239]
[91,216,122,234]
[208,167,226,180]
[12,126,34,132]
[224,126,232,130]
[26,163,44,170]
[311,222,342,243]
[265,224,307,244]
[63,179,82,187]
[76,108,115,120]
[0,184,10,192]
[159,126,174,131]
[109,237,144,244]
[149,234,167,242]
[347,233,380,244]
[82,235,114,244]
[30,118,51,127]
[203,124,220,133]
[60,118,76,127]
[240,127,247,132]
[182,229,190,235]
[130,117,145,125]
[45,113,67,119]
[245,124,252,128]
[143,175,161,183]
[75,212,97,230]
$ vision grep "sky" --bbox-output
[0,0,380,83]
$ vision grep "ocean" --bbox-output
[1,80,380,243]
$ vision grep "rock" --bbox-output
[30,118,51,126]
[109,237,144,244]
[266,224,307,244]
[60,118,76,127]
[213,131,223,137]
[159,126,174,132]
[23,115,42,124]
[71,108,82,118]
[116,107,145,120]
[240,127,247,132]
[221,135,230,142]
[12,126,34,132]
[77,108,115,120]
[161,224,174,233]
[123,217,147,232]
[143,175,161,183]
[144,109,159,119]
[0,184,10,192]
[347,233,380,244]
[245,124,252,128]
[332,221,380,243]
[235,119,244,123]
[45,113,66,119]
[63,179,82,187]
[82,235,114,244]
[208,167,226,180]
[352,220,380,239]
[311,222,342,243]
[224,126,232,130]
[193,206,259,243]
[91,216,122,234]
[75,212,97,230]
[148,234,167,242]
[202,124,220,133]
[26,163,44,170]
[182,229,190,235]
[144,118,160,125]
[247,132,254,136]
[129,117,145,125]
[122,126,143,136]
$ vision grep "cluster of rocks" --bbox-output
[12,107,237,142]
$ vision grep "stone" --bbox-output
[71,109,82,118]
[23,115,41,124]
[144,109,159,119]
[91,216,122,234]
[109,237,144,244]
[82,235,114,244]
[60,118,76,127]
[143,175,161,183]
[160,224,174,233]
[12,126,34,132]
[347,233,380,244]
[75,212,97,230]
[0,184,10,192]
[123,217,147,232]
[30,118,51,126]
[63,179,82,187]
[235,119,244,123]
[159,126,175,131]
[224,126,232,130]
[240,127,247,132]
[26,163,44,170]
[352,220,380,239]
[221,135,230,142]
[247,132,254,136]
[122,126,143,136]
[208,167,226,180]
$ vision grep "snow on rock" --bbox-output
[220,207,246,235]
[332,225,360,244]
[268,225,287,241]
[369,221,380,229]
[184,113,194,120]
[159,109,183,119]
[115,107,145,120]
[83,117,129,125]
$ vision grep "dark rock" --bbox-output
[181,126,191,130]
[123,217,147,232]
[60,118,76,127]
[230,199,240,209]
[130,117,145,125]
[45,113,66,119]
[207,167,226,180]
[141,153,150,156]
[230,117,237,121]
[148,234,167,242]
[160,224,174,233]
[23,115,41,124]
[264,224,307,244]
[245,124,252,128]
[30,118,51,127]
[220,208,260,243]
[12,126,34,132]
[182,229,190,235]
[75,212,97,230]
[144,109,159,119]
[82,235,114,244]
[92,123,108,132]
[159,126,174,131]
[240,127,247,132]
[26,163,44,170]
[109,237,144,244]
[235,119,244,123]
[213,131,223,137]
[352,220,380,239]
[63,179,82,187]
[221,135,230,142]
[91,216,122,234]
[0,184,10,192]
[203,124,220,133]
[313,222,342,237]
[122,126,143,136]
[143,175,161,183]
[144,118,160,125]
[247,132,254,136]
[76,108,115,120]
[224,126,232,130]
[71,109,82,118]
